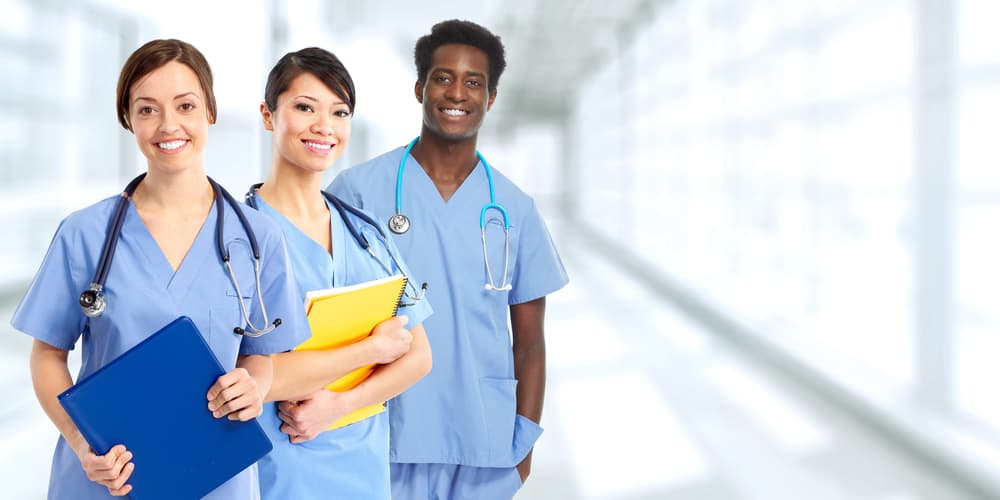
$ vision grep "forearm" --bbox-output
[266,341,373,402]
[30,340,88,456]
[237,354,273,402]
[513,339,545,423]
[345,325,431,410]
[511,298,547,423]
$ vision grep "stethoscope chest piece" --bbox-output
[388,213,410,234]
[79,283,106,317]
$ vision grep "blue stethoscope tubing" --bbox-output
[392,137,511,291]
[245,185,428,305]
[79,173,282,337]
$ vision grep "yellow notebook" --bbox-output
[300,274,408,430]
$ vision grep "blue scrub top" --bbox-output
[330,146,569,468]
[10,193,309,500]
[250,194,432,500]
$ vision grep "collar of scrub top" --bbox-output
[244,184,428,305]
[78,173,282,337]
[393,137,512,291]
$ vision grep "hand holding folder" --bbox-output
[299,274,408,430]
[57,317,272,500]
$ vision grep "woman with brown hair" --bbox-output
[11,39,307,499]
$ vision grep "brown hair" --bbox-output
[116,39,217,131]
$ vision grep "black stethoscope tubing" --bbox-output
[245,184,428,304]
[80,173,281,336]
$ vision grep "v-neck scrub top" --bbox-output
[251,195,432,500]
[329,146,569,468]
[11,193,309,500]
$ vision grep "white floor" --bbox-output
[0,236,988,500]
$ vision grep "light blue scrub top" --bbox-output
[330,146,569,468]
[10,193,309,500]
[250,194,432,500]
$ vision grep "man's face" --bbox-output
[416,43,496,141]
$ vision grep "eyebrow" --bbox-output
[432,68,487,79]
[293,95,348,105]
[132,92,201,104]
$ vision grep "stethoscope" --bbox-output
[79,173,282,337]
[245,185,428,305]
[390,137,512,291]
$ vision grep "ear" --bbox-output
[260,102,274,131]
[414,80,424,104]
[486,89,497,111]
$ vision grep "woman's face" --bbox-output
[128,61,211,172]
[262,72,352,174]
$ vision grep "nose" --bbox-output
[311,114,334,136]
[444,82,466,102]
[158,108,179,134]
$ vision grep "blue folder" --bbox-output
[58,316,272,500]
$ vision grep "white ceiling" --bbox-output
[317,0,665,127]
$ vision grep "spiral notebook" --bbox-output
[299,274,408,430]
[57,316,272,500]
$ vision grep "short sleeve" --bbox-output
[237,227,310,355]
[508,201,569,305]
[10,220,88,350]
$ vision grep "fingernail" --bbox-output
[207,402,216,411]
[212,411,221,418]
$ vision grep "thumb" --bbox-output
[395,315,409,327]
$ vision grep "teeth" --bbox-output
[443,108,467,116]
[305,141,332,150]
[158,140,186,150]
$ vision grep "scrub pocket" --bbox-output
[479,377,518,465]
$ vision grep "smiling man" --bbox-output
[329,19,569,500]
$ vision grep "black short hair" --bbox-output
[414,19,506,94]
[264,47,355,113]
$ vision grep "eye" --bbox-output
[295,103,314,112]
[179,102,196,112]
[137,106,155,115]
[466,80,482,88]
[434,75,451,85]
[334,110,351,118]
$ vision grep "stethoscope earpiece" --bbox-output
[233,318,281,336]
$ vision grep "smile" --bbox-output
[441,108,469,116]
[157,140,187,151]
[303,140,334,153]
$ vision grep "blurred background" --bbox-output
[3,0,1000,498]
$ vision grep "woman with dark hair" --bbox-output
[248,47,432,499]
[12,39,308,499]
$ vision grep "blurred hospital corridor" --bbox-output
[519,228,991,500]
[6,0,1000,498]
[0,226,993,500]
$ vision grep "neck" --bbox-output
[256,158,327,219]
[411,131,480,181]
[133,167,212,212]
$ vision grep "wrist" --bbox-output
[67,431,90,460]
[359,337,378,365]
[339,387,364,413]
